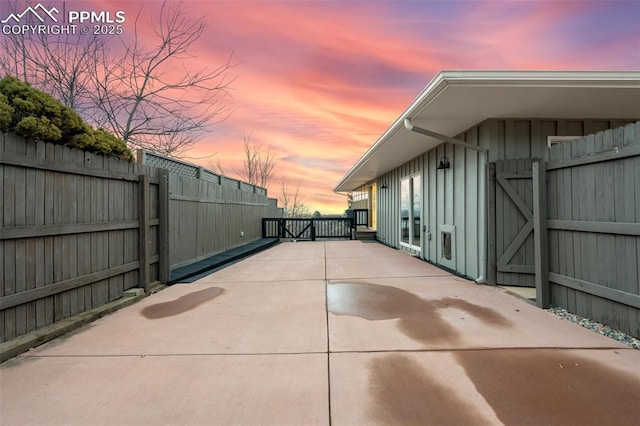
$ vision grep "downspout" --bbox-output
[476,150,488,284]
[404,119,489,284]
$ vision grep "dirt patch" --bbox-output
[368,354,484,425]
[140,287,224,319]
[327,282,511,344]
[456,349,640,425]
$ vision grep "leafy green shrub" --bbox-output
[59,106,91,140]
[0,92,12,132]
[93,128,134,161]
[0,76,133,161]
[14,115,62,142]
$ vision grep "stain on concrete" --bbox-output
[141,287,224,319]
[433,298,512,327]
[327,282,511,344]
[456,349,640,425]
[368,354,484,425]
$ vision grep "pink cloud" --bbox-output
[74,0,640,214]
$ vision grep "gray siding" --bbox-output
[371,118,635,280]
[486,119,634,162]
[350,198,368,211]
[376,157,422,254]
[374,127,486,279]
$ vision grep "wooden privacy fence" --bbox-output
[136,150,280,269]
[0,134,165,343]
[531,122,640,338]
[168,173,277,269]
[137,149,268,196]
[1,136,281,344]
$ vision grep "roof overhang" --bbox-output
[334,70,640,192]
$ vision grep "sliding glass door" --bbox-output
[400,174,421,251]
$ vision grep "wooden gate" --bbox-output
[489,159,535,287]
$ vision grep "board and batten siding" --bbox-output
[486,119,634,162]
[368,118,635,280]
[375,156,422,253]
[374,136,485,280]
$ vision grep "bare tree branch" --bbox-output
[280,177,309,218]
[237,129,278,188]
[257,144,277,188]
[0,1,105,113]
[207,157,226,175]
[88,1,234,155]
[0,0,234,158]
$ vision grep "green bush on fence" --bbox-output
[0,76,133,161]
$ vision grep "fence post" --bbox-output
[158,169,170,284]
[532,160,550,308]
[139,174,150,294]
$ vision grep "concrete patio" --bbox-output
[1,241,639,425]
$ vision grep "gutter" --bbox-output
[403,119,489,285]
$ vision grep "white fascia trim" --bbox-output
[333,72,450,192]
[438,69,640,85]
[333,70,640,193]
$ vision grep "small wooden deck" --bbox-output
[354,226,376,241]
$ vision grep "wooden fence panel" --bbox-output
[536,122,640,338]
[1,136,280,345]
[0,135,162,343]
[167,173,272,269]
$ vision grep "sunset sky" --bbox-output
[7,0,640,214]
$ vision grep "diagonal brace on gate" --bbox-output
[282,220,313,239]
[496,174,534,272]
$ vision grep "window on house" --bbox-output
[400,179,410,245]
[400,174,421,250]
[412,178,421,247]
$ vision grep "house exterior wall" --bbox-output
[485,119,633,162]
[349,185,369,211]
[350,199,368,210]
[371,118,635,280]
